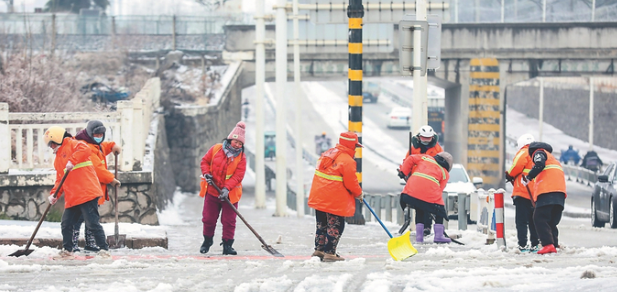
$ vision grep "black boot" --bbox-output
[200,235,213,254]
[72,229,81,252]
[221,239,237,255]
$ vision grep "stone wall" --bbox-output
[507,84,617,150]
[0,172,158,225]
[165,64,243,193]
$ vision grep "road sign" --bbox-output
[398,14,441,76]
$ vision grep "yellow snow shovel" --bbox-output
[363,198,417,261]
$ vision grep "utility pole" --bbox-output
[254,0,266,208]
[347,0,365,225]
[411,0,428,138]
[274,0,287,217]
[292,0,304,217]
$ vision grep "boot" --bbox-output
[72,229,81,252]
[433,224,451,243]
[322,253,345,262]
[415,223,424,243]
[537,244,557,255]
[200,235,213,254]
[311,250,325,260]
[84,230,100,253]
[221,239,237,255]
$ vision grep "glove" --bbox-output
[521,176,529,186]
[112,144,122,155]
[48,195,58,205]
[218,188,229,200]
[397,169,406,180]
[110,179,121,187]
[357,192,365,201]
[65,161,74,172]
[505,171,514,183]
[204,174,213,184]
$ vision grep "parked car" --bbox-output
[591,162,617,228]
[444,164,483,222]
[387,107,411,129]
[81,82,130,103]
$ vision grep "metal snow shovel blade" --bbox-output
[209,181,284,257]
[9,170,71,257]
[107,153,126,249]
[363,198,417,261]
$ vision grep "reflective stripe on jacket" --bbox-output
[200,143,246,204]
[400,154,449,205]
[531,149,567,201]
[507,145,534,200]
[51,137,103,209]
[308,144,363,217]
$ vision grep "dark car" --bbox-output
[591,162,617,228]
[363,92,378,103]
[81,82,130,103]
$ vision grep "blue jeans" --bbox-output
[61,198,109,251]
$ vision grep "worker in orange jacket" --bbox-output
[308,132,363,262]
[398,125,443,236]
[522,142,567,255]
[72,120,122,253]
[399,152,453,244]
[44,126,110,259]
[505,133,540,252]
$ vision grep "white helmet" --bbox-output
[517,133,534,149]
[418,125,435,138]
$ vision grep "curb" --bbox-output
[0,237,168,249]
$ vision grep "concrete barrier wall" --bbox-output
[165,62,244,193]
[507,85,617,151]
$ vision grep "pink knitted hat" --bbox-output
[227,121,246,144]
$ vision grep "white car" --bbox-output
[387,107,411,129]
[444,164,483,221]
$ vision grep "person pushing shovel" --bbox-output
[44,126,111,259]
[199,121,247,255]
[398,152,453,244]
[308,132,364,262]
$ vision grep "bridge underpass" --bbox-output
[227,21,617,187]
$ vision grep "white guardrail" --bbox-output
[0,78,161,173]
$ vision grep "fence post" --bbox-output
[385,193,393,222]
[172,15,177,51]
[442,192,449,229]
[132,95,144,171]
[117,101,134,171]
[494,188,506,249]
[458,192,467,230]
[0,103,9,173]
[487,188,496,244]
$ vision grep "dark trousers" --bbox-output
[415,208,444,225]
[314,210,345,254]
[533,204,563,247]
[61,198,109,251]
[514,197,539,247]
[202,194,238,241]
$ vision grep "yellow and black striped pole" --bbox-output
[347,0,365,225]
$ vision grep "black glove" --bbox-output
[397,169,406,180]
[204,174,213,184]
[505,171,514,183]
[218,188,229,200]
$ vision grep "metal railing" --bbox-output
[0,78,160,173]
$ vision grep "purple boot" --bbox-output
[415,223,424,243]
[433,224,451,243]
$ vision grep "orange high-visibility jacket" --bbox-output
[82,141,116,205]
[507,145,535,200]
[308,144,363,217]
[531,149,567,202]
[400,154,449,205]
[51,138,103,209]
[200,143,246,204]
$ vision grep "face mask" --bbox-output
[420,140,430,145]
[94,137,103,143]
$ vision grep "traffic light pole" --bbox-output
[411,0,429,136]
[347,0,365,225]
